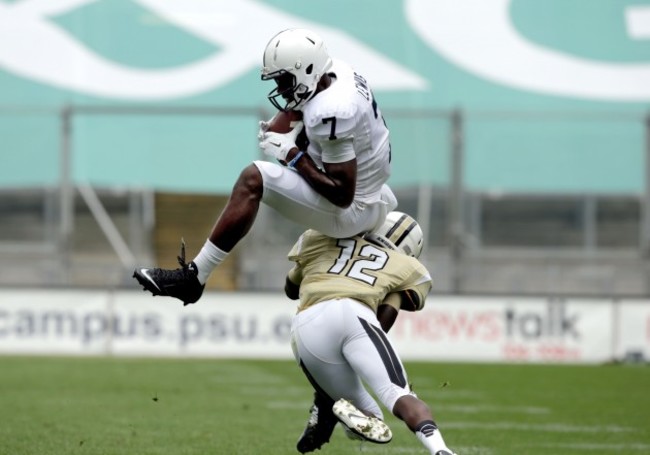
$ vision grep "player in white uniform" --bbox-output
[133,28,398,306]
[287,212,457,455]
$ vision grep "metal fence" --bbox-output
[1,105,649,297]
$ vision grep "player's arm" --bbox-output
[284,277,299,300]
[399,289,424,312]
[286,146,356,208]
[284,265,302,300]
[377,286,429,333]
[377,292,401,333]
[394,263,432,312]
[286,114,357,208]
[377,289,425,332]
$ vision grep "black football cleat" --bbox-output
[297,392,338,453]
[133,240,205,306]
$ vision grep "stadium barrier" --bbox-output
[0,290,647,364]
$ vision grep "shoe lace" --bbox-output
[307,405,319,427]
[177,238,191,269]
[151,240,192,281]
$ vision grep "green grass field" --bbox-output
[1,357,648,455]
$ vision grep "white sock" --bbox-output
[192,240,228,284]
[415,421,451,454]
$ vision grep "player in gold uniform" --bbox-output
[286,212,457,455]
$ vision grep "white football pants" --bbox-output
[253,160,397,238]
[290,298,413,419]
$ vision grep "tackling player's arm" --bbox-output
[377,292,401,333]
[284,265,302,300]
[377,288,426,333]
[399,289,424,312]
[393,262,432,312]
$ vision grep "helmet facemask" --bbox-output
[263,71,313,112]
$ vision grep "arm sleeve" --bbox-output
[320,138,355,164]
[309,115,356,164]
[287,265,303,286]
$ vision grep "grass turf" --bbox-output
[0,357,648,455]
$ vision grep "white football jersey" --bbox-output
[287,230,432,313]
[302,59,392,204]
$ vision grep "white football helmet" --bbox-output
[365,211,424,258]
[261,28,333,111]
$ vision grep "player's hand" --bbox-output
[257,120,271,141]
[259,121,304,161]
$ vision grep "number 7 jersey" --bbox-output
[287,230,432,314]
[302,59,392,205]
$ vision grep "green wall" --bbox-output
[1,0,648,194]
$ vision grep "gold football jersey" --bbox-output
[287,230,432,313]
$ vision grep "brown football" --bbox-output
[267,110,303,133]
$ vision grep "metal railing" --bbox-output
[0,105,649,296]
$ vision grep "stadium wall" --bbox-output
[0,289,647,364]
[2,1,648,194]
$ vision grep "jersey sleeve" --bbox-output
[287,231,308,260]
[286,230,324,284]
[382,292,402,312]
[287,265,303,286]
[287,234,305,280]
[395,262,432,311]
[308,114,356,164]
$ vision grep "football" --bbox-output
[267,110,303,133]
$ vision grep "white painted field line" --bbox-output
[266,400,314,410]
[409,384,485,400]
[238,385,310,397]
[538,442,650,451]
[265,401,551,419]
[345,447,491,454]
[208,374,286,385]
[451,447,493,455]
[440,404,550,414]
[205,364,289,385]
[445,421,635,433]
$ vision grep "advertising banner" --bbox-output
[614,300,650,360]
[389,297,614,363]
[0,291,295,359]
[0,290,647,363]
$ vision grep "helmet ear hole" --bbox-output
[366,212,424,259]
[305,64,313,75]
